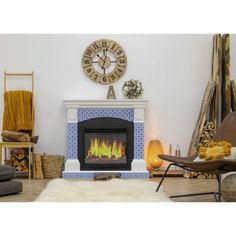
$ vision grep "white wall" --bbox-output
[0,34,229,159]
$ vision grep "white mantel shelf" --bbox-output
[63,99,148,108]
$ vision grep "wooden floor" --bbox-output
[151,177,218,202]
[0,177,219,202]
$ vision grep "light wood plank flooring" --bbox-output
[0,177,219,202]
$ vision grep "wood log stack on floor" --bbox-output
[1,130,40,177]
[32,153,44,179]
[0,130,59,180]
[4,152,64,180]
[5,148,29,172]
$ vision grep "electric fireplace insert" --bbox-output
[78,117,134,170]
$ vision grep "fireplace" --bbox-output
[63,99,149,179]
[78,117,134,170]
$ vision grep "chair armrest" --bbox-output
[158,153,198,163]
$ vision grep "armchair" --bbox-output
[156,112,236,202]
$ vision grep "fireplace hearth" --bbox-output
[78,117,134,170]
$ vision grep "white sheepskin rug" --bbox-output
[35,178,171,202]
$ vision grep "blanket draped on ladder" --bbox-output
[3,90,34,132]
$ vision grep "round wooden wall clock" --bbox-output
[82,39,127,84]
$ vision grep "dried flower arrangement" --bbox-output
[122,79,143,99]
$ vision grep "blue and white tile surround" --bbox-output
[62,99,149,179]
[78,108,134,122]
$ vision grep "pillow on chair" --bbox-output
[194,156,204,162]
[194,147,236,162]
[198,141,232,161]
[225,147,236,160]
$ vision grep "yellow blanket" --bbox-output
[3,90,34,131]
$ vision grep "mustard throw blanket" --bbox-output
[3,90,34,131]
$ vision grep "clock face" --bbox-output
[82,39,127,84]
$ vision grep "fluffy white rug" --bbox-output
[35,178,171,202]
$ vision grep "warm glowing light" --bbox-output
[87,138,125,160]
[147,140,164,168]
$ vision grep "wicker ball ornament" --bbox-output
[122,79,143,99]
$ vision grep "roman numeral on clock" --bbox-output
[91,41,101,52]
[117,56,127,66]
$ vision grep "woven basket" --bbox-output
[42,154,64,179]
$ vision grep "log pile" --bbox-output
[231,80,236,111]
[1,130,39,143]
[32,153,44,179]
[185,34,227,179]
[1,130,31,142]
[198,121,215,148]
[222,34,231,120]
[210,34,222,129]
[187,80,216,156]
[5,148,29,172]
[94,173,121,181]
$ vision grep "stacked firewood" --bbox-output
[184,121,216,179]
[5,148,29,172]
[198,121,215,148]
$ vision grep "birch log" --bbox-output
[222,34,231,120]
[187,80,216,156]
[32,153,44,180]
[231,80,236,111]
[1,130,31,142]
[210,34,222,129]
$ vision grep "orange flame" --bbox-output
[87,138,125,159]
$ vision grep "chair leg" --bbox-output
[170,173,222,202]
[156,164,173,192]
[156,165,223,202]
[216,172,222,202]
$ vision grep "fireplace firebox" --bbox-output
[78,117,134,170]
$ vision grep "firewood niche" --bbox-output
[5,148,29,172]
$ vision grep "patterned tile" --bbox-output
[78,108,134,122]
[134,123,144,159]
[121,172,149,179]
[67,108,145,165]
[67,123,77,159]
[62,172,94,179]
[62,171,149,179]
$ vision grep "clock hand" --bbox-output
[102,48,109,69]
[96,54,105,62]
[101,56,107,69]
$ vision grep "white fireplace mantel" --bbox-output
[64,99,148,123]
[63,99,148,108]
